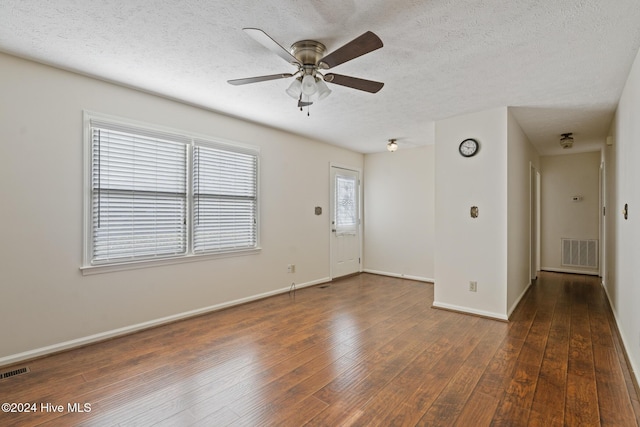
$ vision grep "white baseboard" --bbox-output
[432,301,508,321]
[541,267,600,276]
[600,282,640,389]
[0,277,330,368]
[363,269,434,283]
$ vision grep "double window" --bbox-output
[83,113,259,271]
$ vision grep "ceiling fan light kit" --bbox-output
[285,78,302,99]
[301,74,318,96]
[387,139,398,152]
[286,75,331,105]
[315,78,331,101]
[228,28,384,112]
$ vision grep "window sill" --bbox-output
[80,247,262,276]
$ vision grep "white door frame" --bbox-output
[536,170,541,273]
[329,163,363,279]
[599,160,605,281]
[530,162,540,282]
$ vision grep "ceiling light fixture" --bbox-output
[315,78,332,101]
[301,73,318,96]
[387,138,398,152]
[286,73,331,107]
[286,78,302,99]
[560,132,574,149]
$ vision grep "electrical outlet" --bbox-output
[287,264,295,273]
[469,281,477,292]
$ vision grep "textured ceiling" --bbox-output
[1,0,639,154]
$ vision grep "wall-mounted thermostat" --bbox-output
[571,196,583,202]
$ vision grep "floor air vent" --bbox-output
[1,366,30,379]
[562,239,598,268]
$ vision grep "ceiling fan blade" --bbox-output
[318,31,383,69]
[228,73,293,85]
[243,28,301,66]
[324,73,384,93]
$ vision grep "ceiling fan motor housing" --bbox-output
[290,40,327,67]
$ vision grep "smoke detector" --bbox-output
[560,133,574,149]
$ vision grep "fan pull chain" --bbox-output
[299,103,311,116]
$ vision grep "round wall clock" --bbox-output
[459,138,479,157]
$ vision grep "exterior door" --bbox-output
[330,165,361,278]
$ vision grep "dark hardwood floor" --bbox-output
[0,272,638,426]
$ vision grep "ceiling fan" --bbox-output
[228,28,384,110]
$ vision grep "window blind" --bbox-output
[91,125,188,263]
[193,144,258,253]
[335,173,357,235]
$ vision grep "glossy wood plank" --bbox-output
[417,321,509,426]
[565,280,601,426]
[490,309,554,425]
[367,316,488,426]
[0,272,638,426]
[527,275,571,426]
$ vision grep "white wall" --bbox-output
[506,110,540,315]
[605,46,640,385]
[0,53,363,364]
[363,145,434,281]
[434,107,509,319]
[539,152,601,274]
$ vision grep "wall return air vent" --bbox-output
[561,239,598,269]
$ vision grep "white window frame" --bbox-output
[81,111,260,275]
